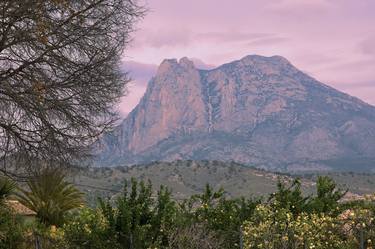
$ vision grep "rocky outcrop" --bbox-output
[95,55,375,172]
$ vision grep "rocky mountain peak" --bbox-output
[240,54,290,64]
[179,57,195,69]
[95,55,375,172]
[157,58,178,75]
[157,57,196,76]
[230,54,299,77]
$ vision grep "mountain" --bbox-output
[95,55,375,172]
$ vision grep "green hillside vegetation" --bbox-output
[71,160,375,205]
[71,160,314,205]
[301,171,375,196]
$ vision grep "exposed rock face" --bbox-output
[95,55,375,172]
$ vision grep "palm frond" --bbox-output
[16,169,84,226]
[0,176,16,204]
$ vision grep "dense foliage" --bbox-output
[1,175,375,248]
[0,206,27,249]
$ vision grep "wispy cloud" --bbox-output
[360,36,375,57]
[267,0,335,10]
[132,28,192,49]
[195,32,274,43]
[326,58,375,71]
[247,37,289,47]
[121,61,158,85]
[121,0,375,111]
[132,30,283,49]
[189,58,216,70]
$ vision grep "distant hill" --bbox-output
[72,160,375,204]
[95,55,375,172]
[73,160,310,202]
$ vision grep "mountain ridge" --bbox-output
[94,55,375,172]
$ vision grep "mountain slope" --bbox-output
[75,160,313,201]
[75,160,375,204]
[95,55,375,171]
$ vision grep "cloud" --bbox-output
[195,32,274,43]
[132,28,192,49]
[326,58,375,71]
[360,36,375,56]
[247,37,289,47]
[189,58,216,70]
[121,61,158,85]
[268,0,334,10]
[132,30,285,50]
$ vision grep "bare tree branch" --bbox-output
[0,0,145,176]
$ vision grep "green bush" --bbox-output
[61,179,179,249]
[243,205,346,249]
[0,206,27,249]
[60,208,116,249]
[1,175,374,249]
[190,184,260,248]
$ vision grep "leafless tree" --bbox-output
[0,0,144,175]
[168,223,223,249]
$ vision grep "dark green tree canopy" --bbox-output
[0,0,144,173]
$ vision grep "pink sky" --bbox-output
[118,0,375,115]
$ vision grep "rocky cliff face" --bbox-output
[95,55,375,172]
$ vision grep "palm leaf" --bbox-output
[0,176,16,204]
[16,169,84,226]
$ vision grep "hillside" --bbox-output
[72,160,375,204]
[73,160,308,202]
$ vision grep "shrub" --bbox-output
[99,178,178,248]
[243,205,347,249]
[0,206,26,249]
[60,208,116,249]
[185,184,260,249]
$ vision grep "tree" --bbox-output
[168,223,223,249]
[308,176,347,215]
[60,208,118,249]
[243,205,347,249]
[0,0,145,174]
[98,178,178,249]
[189,184,260,249]
[268,178,310,216]
[16,168,84,226]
